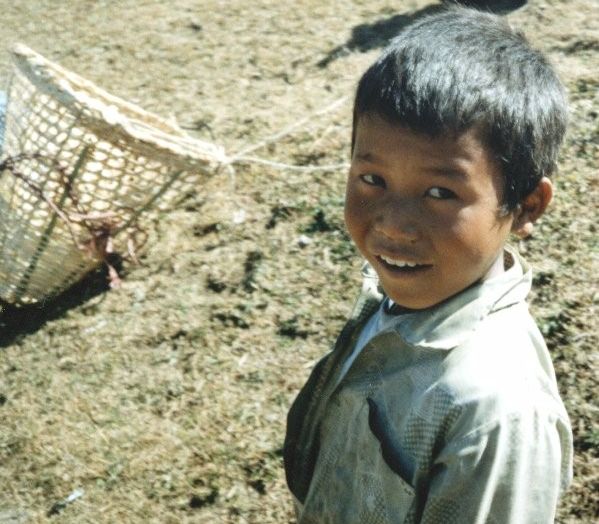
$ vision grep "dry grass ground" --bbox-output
[0,1,597,522]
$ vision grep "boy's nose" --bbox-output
[374,200,420,243]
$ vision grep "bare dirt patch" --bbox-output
[0,1,597,522]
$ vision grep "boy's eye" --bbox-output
[360,174,385,187]
[426,186,456,199]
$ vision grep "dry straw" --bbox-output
[0,43,227,304]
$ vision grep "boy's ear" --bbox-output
[511,177,553,238]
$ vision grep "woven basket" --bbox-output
[0,43,227,304]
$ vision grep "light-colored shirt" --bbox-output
[335,297,399,389]
[284,247,572,524]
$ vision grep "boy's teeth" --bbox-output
[380,255,418,268]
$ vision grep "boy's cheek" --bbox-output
[343,206,359,245]
[343,187,359,230]
[344,205,367,256]
[345,183,375,219]
[344,191,366,229]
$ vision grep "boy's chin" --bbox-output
[383,285,472,311]
[383,292,440,312]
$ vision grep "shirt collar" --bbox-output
[361,245,532,350]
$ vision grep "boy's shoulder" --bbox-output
[438,304,561,408]
[390,306,571,479]
[420,299,570,444]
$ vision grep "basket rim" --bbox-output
[10,43,227,170]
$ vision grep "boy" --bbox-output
[284,7,572,524]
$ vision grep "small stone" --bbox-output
[232,209,246,224]
[297,235,312,247]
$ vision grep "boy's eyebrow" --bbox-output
[354,152,384,164]
[353,152,470,181]
[427,166,470,181]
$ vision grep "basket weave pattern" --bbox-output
[0,44,226,304]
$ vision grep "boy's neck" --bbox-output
[485,249,512,280]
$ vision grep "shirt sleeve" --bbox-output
[417,410,572,524]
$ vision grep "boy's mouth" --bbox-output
[377,255,432,273]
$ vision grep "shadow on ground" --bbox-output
[317,4,442,68]
[0,256,121,347]
[318,0,527,67]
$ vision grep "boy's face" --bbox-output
[345,114,515,309]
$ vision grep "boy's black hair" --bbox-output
[352,7,568,211]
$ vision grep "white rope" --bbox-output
[228,95,350,162]
[222,94,351,174]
